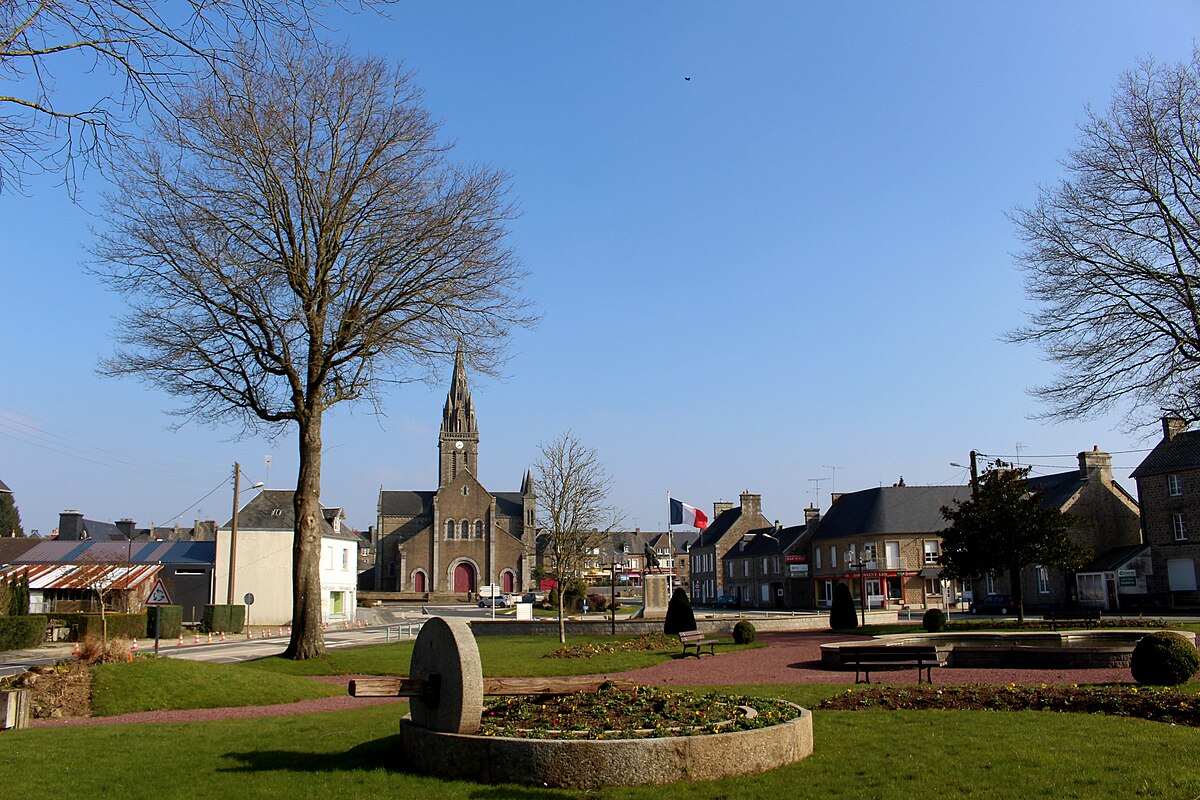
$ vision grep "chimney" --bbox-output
[713,501,734,519]
[1163,415,1188,441]
[804,506,821,526]
[830,493,844,505]
[193,520,217,541]
[58,510,84,541]
[115,519,136,540]
[1078,446,1112,484]
[739,491,762,518]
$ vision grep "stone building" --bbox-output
[1131,417,1200,608]
[688,491,773,605]
[374,350,536,596]
[721,522,808,609]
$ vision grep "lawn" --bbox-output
[239,633,746,678]
[1,686,1197,798]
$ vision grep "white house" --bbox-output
[215,490,359,626]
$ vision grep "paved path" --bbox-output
[22,630,1138,728]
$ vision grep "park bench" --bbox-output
[1045,608,1102,630]
[678,630,718,658]
[841,644,945,684]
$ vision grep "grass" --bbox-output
[240,633,747,678]
[2,688,1199,798]
[91,657,343,716]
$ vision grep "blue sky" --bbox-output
[2,2,1198,537]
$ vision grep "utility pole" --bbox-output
[969,450,979,499]
[227,462,241,605]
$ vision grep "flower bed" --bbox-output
[479,684,798,739]
[541,633,677,659]
[818,683,1200,726]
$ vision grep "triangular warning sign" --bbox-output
[146,579,172,606]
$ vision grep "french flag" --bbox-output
[669,497,709,530]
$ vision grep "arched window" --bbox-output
[474,520,484,539]
[445,520,455,539]
[460,520,469,540]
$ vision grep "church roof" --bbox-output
[379,491,436,517]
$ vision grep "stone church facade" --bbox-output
[374,351,536,595]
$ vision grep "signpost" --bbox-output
[145,578,172,655]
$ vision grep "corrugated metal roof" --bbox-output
[0,563,161,590]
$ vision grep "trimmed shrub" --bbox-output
[1131,631,1200,686]
[146,605,184,639]
[0,615,47,650]
[922,608,947,632]
[732,620,756,644]
[585,593,609,612]
[56,613,146,641]
[202,604,246,633]
[664,587,697,635]
[830,582,859,630]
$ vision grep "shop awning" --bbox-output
[917,567,943,578]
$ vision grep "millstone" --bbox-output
[408,616,484,734]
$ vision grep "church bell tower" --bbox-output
[439,346,480,487]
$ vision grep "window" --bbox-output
[1174,513,1188,541]
[814,549,822,570]
[985,572,996,594]
[1036,565,1050,594]
[761,584,770,603]
[923,540,940,564]
[475,520,484,539]
[1167,558,1198,591]
[325,546,333,569]
[1168,474,1183,496]
[924,578,940,596]
[884,541,901,569]
[461,520,469,540]
[744,561,750,577]
[341,548,349,570]
[761,557,768,573]
[861,543,877,563]
[829,546,837,569]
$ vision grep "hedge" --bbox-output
[202,604,246,633]
[146,605,183,639]
[56,613,147,642]
[0,615,47,650]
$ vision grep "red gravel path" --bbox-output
[29,632,1134,727]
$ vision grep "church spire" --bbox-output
[442,345,476,435]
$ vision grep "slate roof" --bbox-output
[0,538,39,565]
[726,528,786,558]
[1077,543,1150,573]
[695,507,741,548]
[810,485,971,540]
[379,491,436,517]
[0,478,11,493]
[222,490,353,539]
[1131,429,1200,478]
[13,540,215,565]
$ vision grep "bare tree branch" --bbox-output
[0,0,388,194]
[90,41,536,658]
[1009,48,1200,429]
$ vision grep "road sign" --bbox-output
[146,579,172,606]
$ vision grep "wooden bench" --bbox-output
[841,644,945,684]
[1045,608,1102,630]
[678,630,718,658]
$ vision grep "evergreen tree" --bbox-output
[664,587,697,634]
[939,463,1088,621]
[830,582,859,630]
[0,492,23,538]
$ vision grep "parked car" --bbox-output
[970,594,1014,615]
[520,592,545,604]
[478,595,513,608]
[712,595,740,609]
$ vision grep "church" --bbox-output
[373,350,537,595]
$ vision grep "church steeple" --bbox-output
[439,345,480,486]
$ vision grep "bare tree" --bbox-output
[0,0,386,193]
[91,41,535,659]
[1009,48,1200,428]
[534,432,623,644]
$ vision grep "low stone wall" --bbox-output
[471,611,897,637]
[399,706,814,788]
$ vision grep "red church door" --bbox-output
[413,571,426,593]
[501,571,514,593]
[453,563,476,593]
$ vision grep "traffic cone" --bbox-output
[194,632,201,645]
[131,637,138,651]
[286,626,292,637]
[72,641,79,657]
[323,621,327,631]
[177,634,183,647]
[220,631,226,642]
[207,632,213,644]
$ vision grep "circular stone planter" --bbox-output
[398,703,814,789]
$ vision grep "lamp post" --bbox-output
[846,549,868,627]
[610,559,617,636]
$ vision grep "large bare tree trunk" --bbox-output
[286,412,326,659]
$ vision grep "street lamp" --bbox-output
[845,549,872,627]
